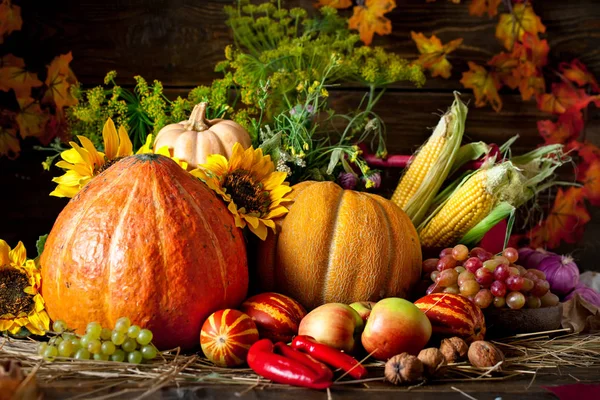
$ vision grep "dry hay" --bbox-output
[2,328,600,398]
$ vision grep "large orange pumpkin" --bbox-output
[256,181,422,310]
[40,154,248,350]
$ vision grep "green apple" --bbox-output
[349,301,377,322]
[361,298,432,360]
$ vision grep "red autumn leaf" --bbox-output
[537,83,595,115]
[314,0,352,9]
[0,0,22,44]
[527,187,591,249]
[0,54,42,98]
[411,32,463,79]
[15,97,48,140]
[579,158,600,207]
[43,52,78,117]
[559,60,600,93]
[469,0,502,18]
[537,111,583,145]
[495,3,546,50]
[460,62,503,112]
[348,0,396,46]
[519,32,549,68]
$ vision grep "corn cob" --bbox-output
[391,92,468,227]
[419,168,497,248]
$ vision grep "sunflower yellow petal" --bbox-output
[243,215,260,229]
[266,205,289,219]
[137,134,154,154]
[52,169,85,186]
[248,222,268,241]
[55,160,91,176]
[103,118,119,159]
[77,136,104,168]
[61,147,85,164]
[261,218,276,229]
[0,240,10,266]
[263,171,289,191]
[9,241,27,266]
[50,184,80,198]
[117,126,133,157]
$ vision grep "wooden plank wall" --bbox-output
[2,0,600,268]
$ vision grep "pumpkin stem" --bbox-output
[185,103,211,132]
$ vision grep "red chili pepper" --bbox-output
[247,339,333,389]
[273,342,333,383]
[291,335,368,380]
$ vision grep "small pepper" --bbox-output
[247,339,333,389]
[291,335,368,380]
[274,342,333,383]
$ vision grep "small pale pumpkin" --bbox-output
[256,181,422,310]
[153,102,251,169]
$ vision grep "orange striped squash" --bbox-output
[414,293,486,343]
[40,154,248,350]
[240,292,307,343]
[200,309,259,367]
[256,181,422,310]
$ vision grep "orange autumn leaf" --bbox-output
[469,0,502,18]
[560,60,599,93]
[537,111,583,145]
[488,51,519,89]
[314,0,352,8]
[348,0,396,46]
[15,97,48,139]
[537,83,595,115]
[519,33,549,68]
[579,159,600,207]
[43,52,78,117]
[411,32,463,79]
[0,54,42,98]
[527,187,591,249]
[460,62,502,112]
[0,0,22,44]
[495,3,545,50]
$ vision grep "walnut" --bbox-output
[384,353,424,385]
[417,348,447,377]
[440,337,468,363]
[468,341,505,369]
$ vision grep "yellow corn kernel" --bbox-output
[392,135,446,209]
[419,169,496,248]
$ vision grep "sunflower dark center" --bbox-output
[94,157,125,175]
[0,266,34,316]
[223,170,270,215]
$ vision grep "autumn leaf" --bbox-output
[537,83,596,115]
[0,54,43,98]
[495,3,546,50]
[519,32,549,68]
[469,0,502,18]
[411,32,463,79]
[560,60,600,93]
[15,97,48,140]
[488,51,519,89]
[537,111,583,145]
[579,159,600,207]
[0,110,19,159]
[460,62,502,112]
[314,0,352,8]
[0,0,22,44]
[527,187,591,249]
[43,52,78,117]
[348,0,396,46]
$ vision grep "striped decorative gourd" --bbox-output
[414,293,486,343]
[200,309,259,367]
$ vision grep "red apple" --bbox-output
[298,303,363,353]
[349,301,377,322]
[361,298,432,360]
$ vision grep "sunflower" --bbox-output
[0,240,50,336]
[191,143,293,240]
[50,118,187,198]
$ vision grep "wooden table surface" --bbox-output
[38,366,600,399]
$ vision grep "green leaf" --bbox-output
[327,148,342,175]
[36,234,48,258]
[259,132,282,164]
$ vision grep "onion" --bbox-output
[522,248,555,270]
[565,284,600,307]
[537,255,580,296]
[517,247,535,266]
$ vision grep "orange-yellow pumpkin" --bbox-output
[256,181,422,310]
[153,102,251,169]
[40,154,248,350]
